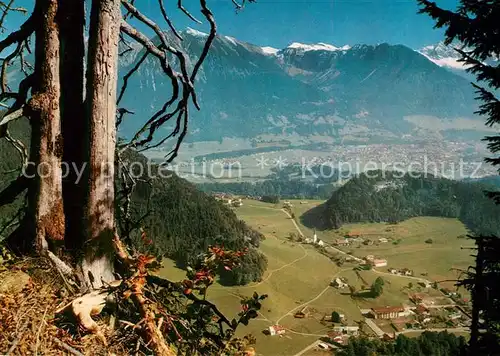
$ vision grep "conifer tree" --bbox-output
[418,1,500,354]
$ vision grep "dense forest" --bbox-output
[119,150,267,285]
[303,170,500,237]
[197,164,343,199]
[197,179,335,200]
[336,332,466,356]
[0,117,267,286]
[0,118,30,242]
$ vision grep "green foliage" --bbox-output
[336,332,466,356]
[260,195,280,204]
[370,276,385,298]
[417,1,500,353]
[118,245,267,355]
[331,311,341,323]
[0,116,30,243]
[425,238,433,244]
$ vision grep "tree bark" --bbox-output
[27,0,65,253]
[58,0,86,255]
[81,0,121,289]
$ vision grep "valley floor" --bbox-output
[159,199,474,356]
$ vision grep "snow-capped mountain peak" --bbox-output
[224,36,238,46]
[287,42,350,52]
[185,27,208,38]
[417,42,470,70]
[261,46,279,56]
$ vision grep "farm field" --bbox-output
[306,214,474,290]
[159,199,472,355]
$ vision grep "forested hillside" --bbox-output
[0,117,30,242]
[197,164,341,199]
[0,116,267,286]
[336,332,466,356]
[303,170,500,237]
[119,150,267,285]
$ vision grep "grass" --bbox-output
[159,199,472,355]
[160,201,340,356]
[309,215,474,291]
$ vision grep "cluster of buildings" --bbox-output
[364,255,388,268]
[331,277,349,289]
[212,193,244,207]
[388,268,414,277]
[336,232,391,247]
[268,325,286,336]
[361,291,471,337]
[367,306,411,319]
[326,326,360,346]
[304,231,325,247]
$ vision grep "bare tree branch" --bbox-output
[177,0,202,24]
[0,6,36,52]
[158,0,183,41]
[117,51,148,105]
[117,0,251,161]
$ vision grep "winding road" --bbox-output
[227,202,468,355]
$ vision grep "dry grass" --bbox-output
[0,259,135,356]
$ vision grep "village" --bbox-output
[271,203,471,353]
[206,195,473,354]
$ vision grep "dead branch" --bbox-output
[1,41,23,93]
[3,129,28,169]
[158,0,183,40]
[0,6,36,52]
[116,107,134,127]
[178,0,202,24]
[0,0,14,31]
[191,0,217,82]
[52,337,85,356]
[116,0,232,158]
[5,319,28,355]
[113,234,177,355]
[0,107,23,126]
[116,50,148,105]
[121,1,192,88]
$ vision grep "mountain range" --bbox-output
[4,29,490,146]
[117,29,491,147]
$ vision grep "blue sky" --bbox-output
[146,0,460,49]
[6,0,459,49]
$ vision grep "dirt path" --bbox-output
[276,268,351,325]
[236,243,309,289]
[280,208,305,237]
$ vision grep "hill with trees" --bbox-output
[302,170,500,237]
[335,332,466,356]
[0,117,267,286]
[118,150,267,286]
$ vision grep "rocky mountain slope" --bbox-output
[118,29,486,144]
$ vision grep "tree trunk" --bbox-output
[58,0,86,255]
[27,0,65,253]
[81,0,121,289]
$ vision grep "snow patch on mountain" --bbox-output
[287,42,351,52]
[186,27,208,37]
[418,42,471,70]
[261,46,279,56]
[225,36,238,46]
